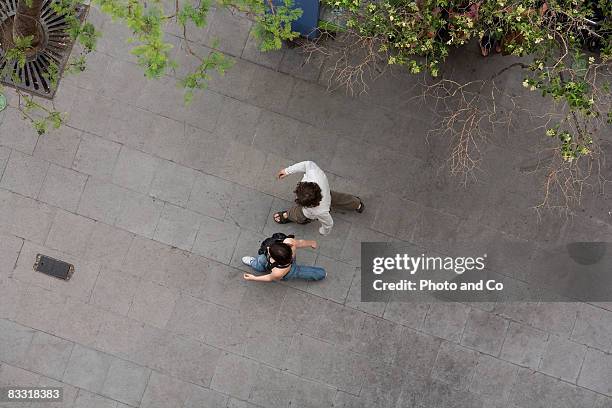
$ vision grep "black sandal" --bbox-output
[273,211,292,224]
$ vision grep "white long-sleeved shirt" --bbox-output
[284,161,333,235]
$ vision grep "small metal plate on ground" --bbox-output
[34,254,74,280]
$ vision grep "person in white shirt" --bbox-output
[274,161,364,235]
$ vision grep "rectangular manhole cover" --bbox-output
[33,254,74,280]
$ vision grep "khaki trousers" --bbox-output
[286,191,360,223]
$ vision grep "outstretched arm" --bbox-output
[286,237,317,250]
[278,161,319,179]
[243,269,285,282]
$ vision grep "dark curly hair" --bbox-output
[294,182,322,208]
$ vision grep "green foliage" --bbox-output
[324,0,611,162]
[4,36,33,70]
[52,0,100,52]
[253,0,303,51]
[178,0,211,27]
[95,0,176,78]
[20,94,65,135]
[180,50,234,103]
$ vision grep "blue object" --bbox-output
[249,254,327,281]
[271,0,321,39]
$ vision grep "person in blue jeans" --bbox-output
[242,236,326,282]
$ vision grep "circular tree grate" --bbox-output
[0,0,87,98]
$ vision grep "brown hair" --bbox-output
[294,182,322,208]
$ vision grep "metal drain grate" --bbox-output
[0,0,87,98]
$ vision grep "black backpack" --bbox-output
[258,233,294,255]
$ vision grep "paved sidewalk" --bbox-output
[0,5,611,408]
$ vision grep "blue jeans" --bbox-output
[249,254,326,281]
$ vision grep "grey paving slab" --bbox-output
[538,336,586,383]
[63,345,114,393]
[84,222,134,271]
[431,341,479,390]
[422,302,471,342]
[72,133,121,179]
[0,277,22,320]
[214,96,262,143]
[73,389,119,408]
[338,225,390,267]
[122,234,171,276]
[14,284,67,334]
[21,331,73,379]
[6,192,55,244]
[204,8,251,57]
[33,127,82,168]
[286,81,333,127]
[0,361,41,387]
[38,164,87,211]
[0,232,22,278]
[243,317,294,367]
[252,110,299,157]
[469,353,518,401]
[249,365,297,408]
[351,315,403,365]
[134,328,221,387]
[500,322,549,369]
[344,267,386,317]
[115,191,164,238]
[53,297,109,348]
[0,108,40,154]
[112,146,161,194]
[0,319,36,366]
[0,150,49,198]
[193,215,241,263]
[215,140,267,187]
[245,66,295,113]
[99,59,148,104]
[578,348,612,396]
[211,352,260,400]
[94,314,148,360]
[593,395,612,408]
[90,267,140,315]
[154,203,203,250]
[187,172,234,220]
[181,90,227,133]
[286,334,364,394]
[183,385,229,408]
[140,370,193,408]
[45,209,96,257]
[149,160,197,207]
[460,308,509,355]
[128,280,179,328]
[571,304,612,352]
[419,380,485,408]
[101,358,151,406]
[0,147,9,179]
[106,102,157,148]
[290,377,336,408]
[226,184,274,233]
[77,177,127,225]
[307,255,355,304]
[511,368,597,408]
[66,90,115,138]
